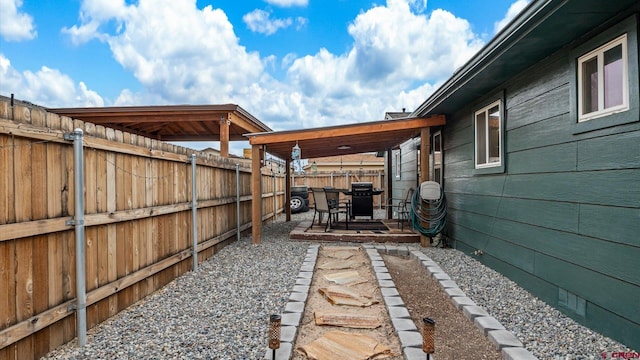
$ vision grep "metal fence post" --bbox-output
[191,154,197,272]
[65,128,86,346]
[236,164,241,241]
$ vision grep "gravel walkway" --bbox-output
[43,210,633,359]
[44,217,309,360]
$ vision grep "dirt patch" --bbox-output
[383,254,502,360]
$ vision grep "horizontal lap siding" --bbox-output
[443,48,640,348]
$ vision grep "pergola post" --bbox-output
[251,144,262,244]
[285,159,291,221]
[420,127,431,247]
[220,114,230,158]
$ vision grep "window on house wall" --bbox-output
[432,131,442,184]
[578,34,629,122]
[474,100,502,168]
[395,150,401,179]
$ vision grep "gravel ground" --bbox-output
[43,217,309,360]
[43,209,634,359]
[419,244,635,359]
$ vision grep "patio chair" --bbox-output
[324,187,351,227]
[388,187,414,231]
[310,188,348,232]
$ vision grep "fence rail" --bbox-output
[0,99,284,359]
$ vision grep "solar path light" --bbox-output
[422,317,435,359]
[268,314,281,359]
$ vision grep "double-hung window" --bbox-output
[577,34,628,122]
[474,100,502,168]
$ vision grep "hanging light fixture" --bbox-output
[292,141,301,160]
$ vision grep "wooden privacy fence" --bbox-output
[0,100,285,359]
[292,171,386,208]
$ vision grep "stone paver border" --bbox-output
[267,243,538,360]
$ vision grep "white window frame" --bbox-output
[474,100,502,169]
[394,150,401,179]
[577,34,629,122]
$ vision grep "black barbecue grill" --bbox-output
[349,182,382,219]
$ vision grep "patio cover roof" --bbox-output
[245,115,445,160]
[48,104,271,142]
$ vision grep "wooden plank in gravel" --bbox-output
[314,311,382,329]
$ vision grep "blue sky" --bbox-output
[0,0,529,154]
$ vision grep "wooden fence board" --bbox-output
[0,136,13,225]
[32,235,50,357]
[0,241,17,331]
[15,238,34,358]
[61,232,75,343]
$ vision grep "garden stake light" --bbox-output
[269,314,281,359]
[422,317,435,359]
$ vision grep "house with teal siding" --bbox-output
[397,0,640,349]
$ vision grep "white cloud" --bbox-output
[264,0,308,7]
[47,0,484,133]
[494,0,530,34]
[0,0,37,41]
[0,54,104,107]
[285,0,484,122]
[62,0,265,105]
[243,9,293,35]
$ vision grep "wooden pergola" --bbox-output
[245,114,446,244]
[51,103,444,244]
[49,104,271,157]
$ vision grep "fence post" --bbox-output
[65,128,87,346]
[273,172,277,220]
[236,163,241,241]
[191,154,198,272]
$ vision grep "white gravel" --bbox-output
[43,216,308,360]
[43,210,634,359]
[418,240,635,359]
